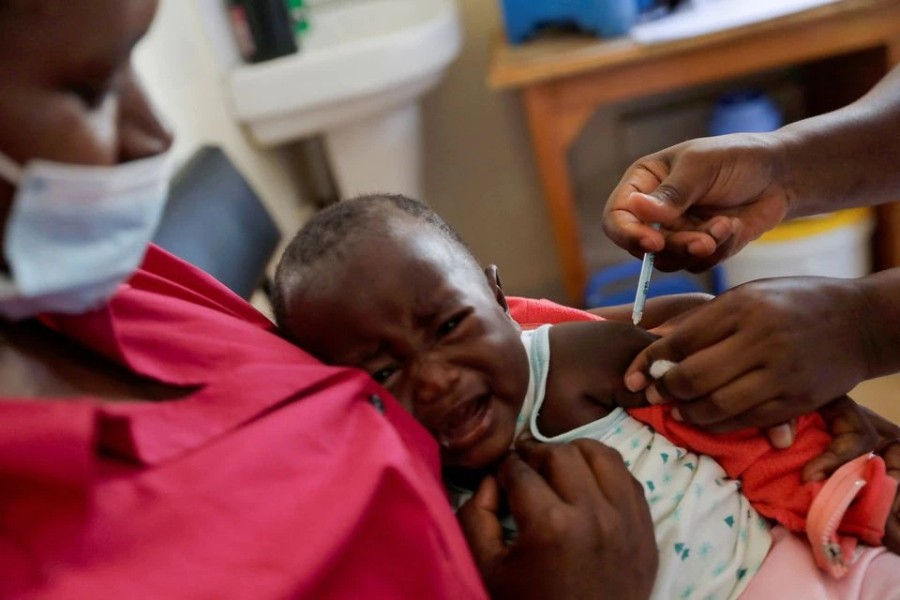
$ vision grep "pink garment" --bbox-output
[0,245,486,599]
[741,526,900,599]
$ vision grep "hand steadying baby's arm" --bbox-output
[650,359,898,554]
[859,406,900,554]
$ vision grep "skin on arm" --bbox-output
[456,438,657,600]
[602,65,900,272]
[540,321,657,436]
[587,292,713,332]
[579,297,861,456]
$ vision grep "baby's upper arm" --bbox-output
[547,321,657,412]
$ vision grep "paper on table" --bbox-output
[631,0,841,44]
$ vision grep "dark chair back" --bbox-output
[153,146,282,299]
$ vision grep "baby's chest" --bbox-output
[599,422,771,598]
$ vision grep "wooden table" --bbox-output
[489,0,900,305]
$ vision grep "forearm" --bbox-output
[773,65,900,218]
[587,293,713,329]
[856,268,900,380]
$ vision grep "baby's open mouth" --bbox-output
[438,394,491,451]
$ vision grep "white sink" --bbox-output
[227,0,462,198]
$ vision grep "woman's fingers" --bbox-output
[628,278,872,431]
[484,439,658,599]
[511,438,604,508]
[802,397,877,482]
[604,164,671,256]
[668,370,787,430]
[456,475,506,570]
[625,299,744,395]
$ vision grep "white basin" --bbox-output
[227,0,462,198]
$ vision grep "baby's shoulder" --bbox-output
[542,321,652,430]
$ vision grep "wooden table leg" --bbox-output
[522,85,595,305]
[878,39,900,269]
[875,203,900,268]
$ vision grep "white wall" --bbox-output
[421,0,564,299]
[133,0,802,305]
[134,0,569,300]
[133,0,314,255]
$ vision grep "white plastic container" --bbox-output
[721,208,875,289]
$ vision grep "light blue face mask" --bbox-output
[0,149,172,320]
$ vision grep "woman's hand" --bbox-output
[859,406,900,554]
[456,438,657,600]
[801,396,878,482]
[602,133,791,273]
[623,277,874,431]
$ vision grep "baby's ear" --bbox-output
[483,264,509,313]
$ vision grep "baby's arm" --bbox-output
[547,321,657,410]
[587,292,712,330]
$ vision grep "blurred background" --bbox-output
[134,0,899,421]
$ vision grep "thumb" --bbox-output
[625,191,679,227]
[629,174,736,258]
[644,151,711,215]
[627,173,694,224]
[456,474,507,568]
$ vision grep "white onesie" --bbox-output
[518,325,772,600]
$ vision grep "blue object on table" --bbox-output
[709,89,783,136]
[585,260,725,308]
[501,0,638,44]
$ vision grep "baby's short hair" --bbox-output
[272,193,472,328]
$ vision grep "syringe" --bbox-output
[631,223,660,326]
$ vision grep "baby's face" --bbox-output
[285,219,530,470]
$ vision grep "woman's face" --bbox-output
[0,0,170,260]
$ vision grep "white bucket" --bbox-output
[721,208,875,289]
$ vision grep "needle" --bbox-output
[631,223,661,326]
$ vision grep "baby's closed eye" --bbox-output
[437,309,472,337]
[370,365,400,385]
